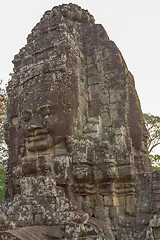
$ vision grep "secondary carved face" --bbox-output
[20,92,71,153]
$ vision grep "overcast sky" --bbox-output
[1,1,160,116]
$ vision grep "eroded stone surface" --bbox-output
[0,3,156,240]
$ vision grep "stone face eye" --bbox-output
[23,110,32,122]
[41,108,50,118]
[36,105,52,117]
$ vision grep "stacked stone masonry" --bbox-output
[0,3,159,240]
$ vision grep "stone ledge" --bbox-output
[0,225,63,240]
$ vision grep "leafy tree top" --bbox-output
[143,113,160,154]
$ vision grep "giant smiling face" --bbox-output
[20,91,72,153]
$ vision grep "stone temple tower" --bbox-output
[0,3,159,240]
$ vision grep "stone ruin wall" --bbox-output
[0,3,160,240]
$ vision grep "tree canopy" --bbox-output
[143,113,160,154]
[143,113,160,170]
[0,81,7,201]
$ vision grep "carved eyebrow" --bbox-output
[36,104,52,112]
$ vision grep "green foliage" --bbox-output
[149,154,160,171]
[90,201,95,208]
[0,82,8,170]
[143,113,160,170]
[0,81,8,201]
[152,166,160,171]
[74,131,84,139]
[0,168,5,202]
[143,113,160,153]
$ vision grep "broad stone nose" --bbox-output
[28,124,42,131]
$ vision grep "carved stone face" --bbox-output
[20,91,72,154]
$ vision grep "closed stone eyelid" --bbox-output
[23,111,32,116]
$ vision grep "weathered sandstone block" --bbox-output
[0,3,157,240]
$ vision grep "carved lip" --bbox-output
[27,134,48,142]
